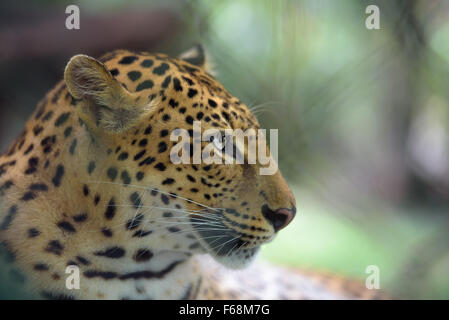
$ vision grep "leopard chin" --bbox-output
[190,214,262,269]
[212,246,261,270]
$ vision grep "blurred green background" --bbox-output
[1,0,449,299]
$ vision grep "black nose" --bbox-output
[261,205,296,232]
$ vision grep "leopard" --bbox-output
[0,45,384,299]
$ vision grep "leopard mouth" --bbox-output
[190,211,261,269]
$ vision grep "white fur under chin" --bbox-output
[211,247,260,270]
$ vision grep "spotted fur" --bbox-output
[0,46,383,299]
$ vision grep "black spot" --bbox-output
[162,75,171,88]
[33,125,44,136]
[162,178,175,185]
[173,77,183,91]
[83,185,89,196]
[73,213,88,223]
[35,105,45,120]
[88,161,96,174]
[189,242,201,250]
[57,221,76,233]
[187,88,198,98]
[138,139,148,147]
[52,84,66,104]
[126,213,144,230]
[196,112,204,120]
[133,249,153,262]
[221,111,230,122]
[161,194,169,205]
[208,99,217,108]
[46,240,64,255]
[25,167,37,175]
[179,107,187,114]
[118,56,138,64]
[105,198,116,220]
[22,143,33,155]
[0,180,13,192]
[134,150,146,161]
[132,230,153,238]
[30,183,48,191]
[141,59,153,68]
[121,170,131,185]
[21,192,36,201]
[41,135,56,154]
[155,162,166,171]
[187,175,196,182]
[52,165,65,187]
[110,68,119,76]
[182,76,194,85]
[169,98,179,108]
[101,228,113,237]
[118,152,128,161]
[28,228,40,238]
[130,192,142,209]
[153,63,169,75]
[43,111,54,122]
[118,261,181,280]
[144,125,152,135]
[139,156,155,166]
[107,167,118,181]
[158,142,167,153]
[185,115,194,125]
[162,114,171,122]
[84,270,117,280]
[163,212,173,217]
[136,80,154,91]
[55,112,71,127]
[76,256,91,266]
[127,71,142,81]
[136,172,144,181]
[69,139,77,155]
[0,206,18,230]
[34,264,49,271]
[29,157,39,167]
[160,130,169,137]
[94,247,125,259]
[63,126,73,137]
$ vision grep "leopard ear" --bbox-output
[65,54,151,133]
[179,44,215,75]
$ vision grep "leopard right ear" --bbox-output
[178,44,215,75]
[65,54,151,133]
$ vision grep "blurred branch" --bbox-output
[0,8,182,61]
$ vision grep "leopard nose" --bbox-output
[261,205,296,232]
